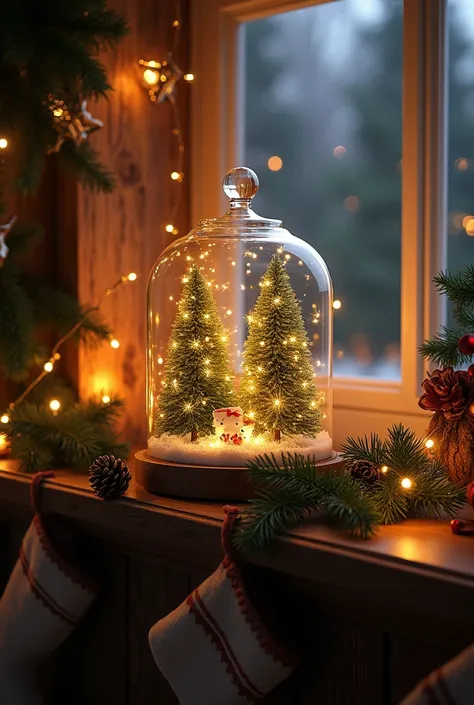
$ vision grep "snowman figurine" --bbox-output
[213,407,253,445]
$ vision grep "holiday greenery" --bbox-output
[155,266,235,440]
[0,0,128,200]
[235,425,465,551]
[4,397,127,474]
[0,1,129,472]
[420,266,474,368]
[240,254,321,441]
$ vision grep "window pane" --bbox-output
[242,0,402,379]
[447,0,474,329]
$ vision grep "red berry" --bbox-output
[450,519,464,535]
[458,334,474,355]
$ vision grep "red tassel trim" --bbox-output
[30,472,99,593]
[187,591,258,702]
[221,505,298,670]
[20,545,79,626]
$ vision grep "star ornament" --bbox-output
[138,54,183,103]
[0,215,17,269]
[47,100,103,155]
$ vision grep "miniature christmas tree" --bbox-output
[240,254,322,441]
[155,266,235,440]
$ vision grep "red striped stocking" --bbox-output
[0,472,98,704]
[149,506,298,704]
[400,643,474,705]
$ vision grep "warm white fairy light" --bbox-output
[49,399,61,412]
[110,339,120,349]
[425,439,434,449]
[102,395,111,404]
[401,477,412,489]
[1,414,9,424]
[158,357,164,364]
[171,171,183,181]
[0,138,8,149]
[381,465,389,473]
[44,361,54,372]
[166,224,175,233]
[274,399,281,406]
[333,300,342,310]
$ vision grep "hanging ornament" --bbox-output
[458,333,474,355]
[47,99,103,154]
[138,54,183,103]
[0,215,17,269]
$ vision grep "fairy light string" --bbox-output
[0,272,138,422]
[138,0,194,238]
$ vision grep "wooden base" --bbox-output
[134,449,345,501]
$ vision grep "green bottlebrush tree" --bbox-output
[420,266,474,368]
[240,254,321,441]
[234,425,465,552]
[155,266,235,440]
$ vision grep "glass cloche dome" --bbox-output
[146,167,333,467]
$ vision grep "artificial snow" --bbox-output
[147,431,333,467]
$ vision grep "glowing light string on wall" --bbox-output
[0,272,138,424]
[137,0,194,238]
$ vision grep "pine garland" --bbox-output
[235,424,465,552]
[0,0,128,195]
[0,223,111,381]
[420,267,474,367]
[0,4,129,472]
[3,397,128,473]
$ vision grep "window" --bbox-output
[243,2,403,380]
[190,0,473,442]
[447,0,474,328]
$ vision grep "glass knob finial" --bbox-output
[223,167,259,201]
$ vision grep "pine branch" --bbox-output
[384,423,427,473]
[408,472,466,519]
[419,326,469,367]
[371,472,409,524]
[434,267,474,309]
[234,491,315,552]
[340,432,385,467]
[320,476,381,539]
[24,282,111,344]
[0,267,41,380]
[56,142,115,193]
[5,397,128,473]
[234,454,381,552]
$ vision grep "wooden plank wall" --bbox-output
[77,0,191,448]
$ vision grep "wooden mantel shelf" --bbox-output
[1,459,474,643]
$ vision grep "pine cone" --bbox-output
[88,455,131,499]
[349,459,381,487]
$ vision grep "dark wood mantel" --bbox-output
[1,460,473,704]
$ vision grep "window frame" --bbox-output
[190,0,448,445]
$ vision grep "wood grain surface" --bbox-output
[77,0,191,448]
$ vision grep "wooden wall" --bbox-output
[76,0,191,448]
